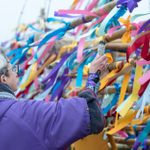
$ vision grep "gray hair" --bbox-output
[0,54,9,76]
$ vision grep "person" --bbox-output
[0,53,108,150]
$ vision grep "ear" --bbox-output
[0,74,7,83]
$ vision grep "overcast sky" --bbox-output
[0,0,149,42]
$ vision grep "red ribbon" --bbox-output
[127,31,150,61]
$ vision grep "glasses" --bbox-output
[8,64,19,74]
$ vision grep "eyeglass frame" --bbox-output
[0,64,19,76]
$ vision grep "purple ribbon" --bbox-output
[133,138,141,150]
[138,19,150,34]
[117,0,142,12]
[42,48,76,98]
[49,68,71,101]
[42,53,70,84]
[54,11,81,18]
[44,70,59,91]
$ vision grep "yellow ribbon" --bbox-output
[100,62,132,91]
[20,62,37,90]
[20,54,57,90]
[57,41,77,59]
[115,72,131,127]
[119,15,132,43]
[107,110,136,135]
[117,65,143,117]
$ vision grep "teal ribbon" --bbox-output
[28,24,44,33]
[98,5,127,36]
[102,83,120,114]
[138,120,150,143]
[76,52,96,87]
[46,17,68,25]
[38,23,71,49]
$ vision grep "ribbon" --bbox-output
[19,62,38,90]
[71,0,79,9]
[131,13,150,22]
[76,52,96,87]
[115,72,131,126]
[119,15,132,43]
[28,24,44,33]
[139,70,150,85]
[117,0,141,12]
[50,68,70,101]
[78,14,107,39]
[102,84,120,114]
[116,65,143,117]
[37,36,57,64]
[77,38,85,62]
[127,31,150,61]
[107,110,136,135]
[136,60,150,66]
[75,0,86,9]
[117,131,128,138]
[107,26,121,37]
[133,120,150,149]
[17,53,57,93]
[138,19,150,34]
[56,9,99,17]
[86,0,99,11]
[135,83,150,119]
[7,45,29,65]
[46,18,68,25]
[100,62,129,91]
[54,12,81,18]
[38,23,71,49]
[98,5,126,36]
[138,79,150,97]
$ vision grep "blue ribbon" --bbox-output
[38,23,71,49]
[76,51,96,87]
[102,83,120,114]
[28,24,44,33]
[46,17,68,25]
[105,5,127,33]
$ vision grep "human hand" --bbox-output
[89,55,108,74]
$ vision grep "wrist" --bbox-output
[88,71,101,83]
[86,72,100,94]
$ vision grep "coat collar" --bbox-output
[0,83,16,100]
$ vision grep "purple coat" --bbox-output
[0,96,90,150]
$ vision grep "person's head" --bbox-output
[0,54,19,91]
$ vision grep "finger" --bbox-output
[95,57,107,65]
[96,58,108,65]
[95,54,106,60]
[98,62,107,70]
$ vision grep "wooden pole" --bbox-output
[114,137,150,146]
[100,85,132,95]
[70,1,116,28]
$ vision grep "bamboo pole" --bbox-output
[107,134,118,150]
[103,25,137,43]
[70,1,116,28]
[100,85,132,95]
[125,125,145,131]
[114,137,150,146]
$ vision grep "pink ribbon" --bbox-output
[136,60,150,66]
[139,70,150,85]
[107,26,121,37]
[57,9,99,17]
[86,0,99,11]
[77,38,85,62]
[37,36,57,64]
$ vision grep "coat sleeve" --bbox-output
[78,88,106,134]
[10,97,90,149]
